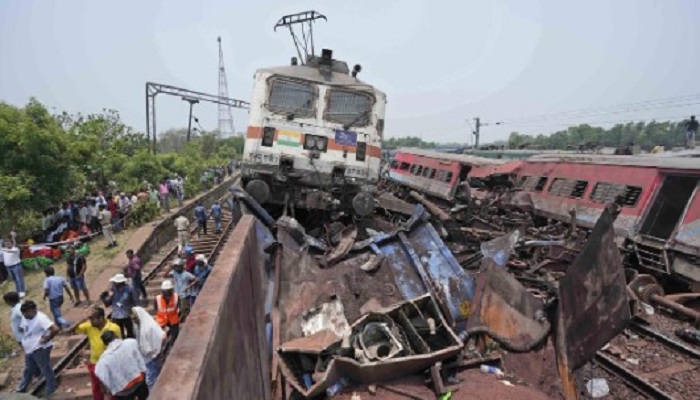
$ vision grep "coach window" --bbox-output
[571,180,588,198]
[534,177,548,192]
[422,167,434,179]
[445,171,453,182]
[268,78,316,118]
[390,160,399,169]
[517,176,530,189]
[414,165,424,176]
[325,89,374,126]
[399,162,410,171]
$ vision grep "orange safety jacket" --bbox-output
[155,294,180,326]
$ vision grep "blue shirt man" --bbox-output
[43,266,74,328]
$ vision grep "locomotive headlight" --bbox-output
[315,137,328,151]
[305,135,316,149]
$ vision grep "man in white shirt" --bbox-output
[95,331,149,399]
[1,234,25,297]
[16,301,60,397]
[3,291,23,343]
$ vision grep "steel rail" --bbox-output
[631,321,700,360]
[594,352,675,400]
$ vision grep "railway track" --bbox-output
[30,206,237,400]
[592,319,700,400]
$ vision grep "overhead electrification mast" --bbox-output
[217,36,235,137]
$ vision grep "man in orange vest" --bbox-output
[153,280,180,340]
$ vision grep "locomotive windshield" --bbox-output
[325,89,373,127]
[268,78,316,117]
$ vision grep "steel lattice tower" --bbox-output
[217,36,235,137]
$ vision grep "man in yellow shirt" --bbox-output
[65,306,121,400]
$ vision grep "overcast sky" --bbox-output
[1,0,699,143]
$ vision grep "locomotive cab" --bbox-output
[242,49,386,217]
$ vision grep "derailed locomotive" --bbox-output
[242,13,385,217]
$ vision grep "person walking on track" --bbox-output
[174,214,190,251]
[43,265,75,329]
[65,306,122,400]
[101,274,137,338]
[16,301,61,397]
[194,201,208,237]
[95,331,149,400]
[126,249,148,303]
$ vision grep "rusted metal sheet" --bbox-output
[409,190,450,221]
[278,295,463,397]
[557,209,631,370]
[377,192,415,215]
[466,260,550,352]
[361,205,476,329]
[151,216,271,400]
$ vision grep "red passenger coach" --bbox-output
[513,154,700,284]
[387,148,503,201]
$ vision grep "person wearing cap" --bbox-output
[184,247,197,274]
[131,306,166,388]
[98,204,117,249]
[191,255,212,303]
[165,259,198,317]
[153,279,180,340]
[101,274,137,338]
[16,301,61,397]
[174,214,190,251]
[65,306,122,400]
[95,331,149,400]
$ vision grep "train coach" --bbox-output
[385,148,504,202]
[507,154,700,285]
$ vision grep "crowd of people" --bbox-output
[0,163,241,399]
[3,214,216,399]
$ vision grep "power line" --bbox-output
[502,114,690,129]
[498,94,700,124]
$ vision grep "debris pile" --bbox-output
[234,180,695,399]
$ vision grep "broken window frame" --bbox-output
[549,178,589,198]
[590,182,643,207]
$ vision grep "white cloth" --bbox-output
[10,302,23,342]
[132,307,165,363]
[1,246,21,266]
[19,311,54,354]
[95,338,146,395]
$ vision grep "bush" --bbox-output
[128,201,161,227]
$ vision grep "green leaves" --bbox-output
[0,99,238,237]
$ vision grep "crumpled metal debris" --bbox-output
[301,299,351,338]
[277,295,462,398]
[466,259,550,352]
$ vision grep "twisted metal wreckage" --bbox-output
[229,174,658,399]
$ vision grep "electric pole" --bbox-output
[218,36,235,137]
[470,117,502,149]
[473,117,481,149]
